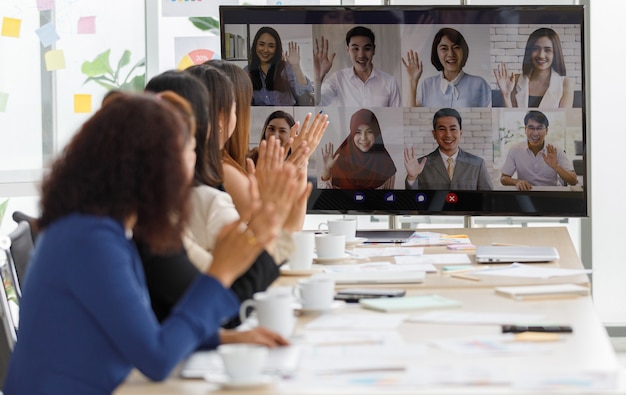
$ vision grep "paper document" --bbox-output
[402,232,472,246]
[407,311,544,325]
[304,313,408,330]
[473,263,592,278]
[352,247,424,258]
[395,254,471,265]
[429,335,552,355]
[323,261,436,273]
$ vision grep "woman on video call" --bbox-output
[248,110,296,164]
[403,27,491,108]
[494,27,574,108]
[320,108,396,190]
[246,26,314,106]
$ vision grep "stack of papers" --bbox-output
[359,294,462,313]
[495,283,590,301]
[402,232,472,247]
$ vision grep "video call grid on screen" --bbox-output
[220,5,587,216]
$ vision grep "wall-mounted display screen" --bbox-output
[220,5,586,217]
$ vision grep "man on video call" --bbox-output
[500,110,578,191]
[313,26,401,107]
[404,108,493,190]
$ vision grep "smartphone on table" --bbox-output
[334,288,406,303]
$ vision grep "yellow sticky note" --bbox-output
[1,17,21,38]
[74,94,92,113]
[45,50,66,71]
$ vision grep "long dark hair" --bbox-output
[39,92,193,253]
[260,110,295,144]
[145,70,222,188]
[205,59,253,171]
[522,28,566,77]
[185,64,235,188]
[248,26,289,92]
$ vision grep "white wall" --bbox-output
[589,0,626,325]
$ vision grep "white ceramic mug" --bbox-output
[315,234,346,259]
[239,290,295,338]
[288,231,315,270]
[318,219,357,241]
[217,344,268,381]
[294,276,335,311]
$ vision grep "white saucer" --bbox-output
[296,300,346,315]
[280,264,324,276]
[346,237,367,246]
[313,253,354,264]
[205,373,276,390]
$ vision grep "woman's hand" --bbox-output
[250,137,299,230]
[220,327,289,348]
[402,50,423,86]
[321,142,339,181]
[287,112,329,167]
[282,166,313,232]
[494,63,515,106]
[284,41,301,66]
[206,176,278,287]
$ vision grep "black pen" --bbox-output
[502,325,573,334]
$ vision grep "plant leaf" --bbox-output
[189,16,219,34]
[81,49,114,77]
[86,77,118,91]
[121,57,146,86]
[115,50,132,80]
[120,74,146,93]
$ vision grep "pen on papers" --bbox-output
[316,366,406,375]
[501,325,573,334]
[442,265,485,274]
[450,273,481,281]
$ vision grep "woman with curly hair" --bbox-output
[4,91,278,393]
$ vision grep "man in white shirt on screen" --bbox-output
[500,110,578,191]
[313,26,401,107]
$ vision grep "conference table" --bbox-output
[115,227,625,394]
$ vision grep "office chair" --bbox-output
[7,221,34,291]
[0,236,20,390]
[11,211,38,244]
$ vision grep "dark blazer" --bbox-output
[137,241,279,329]
[405,148,493,190]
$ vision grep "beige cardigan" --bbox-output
[184,185,294,271]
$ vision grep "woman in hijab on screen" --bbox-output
[320,108,396,189]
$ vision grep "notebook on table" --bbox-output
[475,246,559,263]
[359,294,462,312]
[495,283,590,301]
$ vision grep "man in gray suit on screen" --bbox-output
[404,108,492,190]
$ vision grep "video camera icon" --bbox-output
[354,192,365,202]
